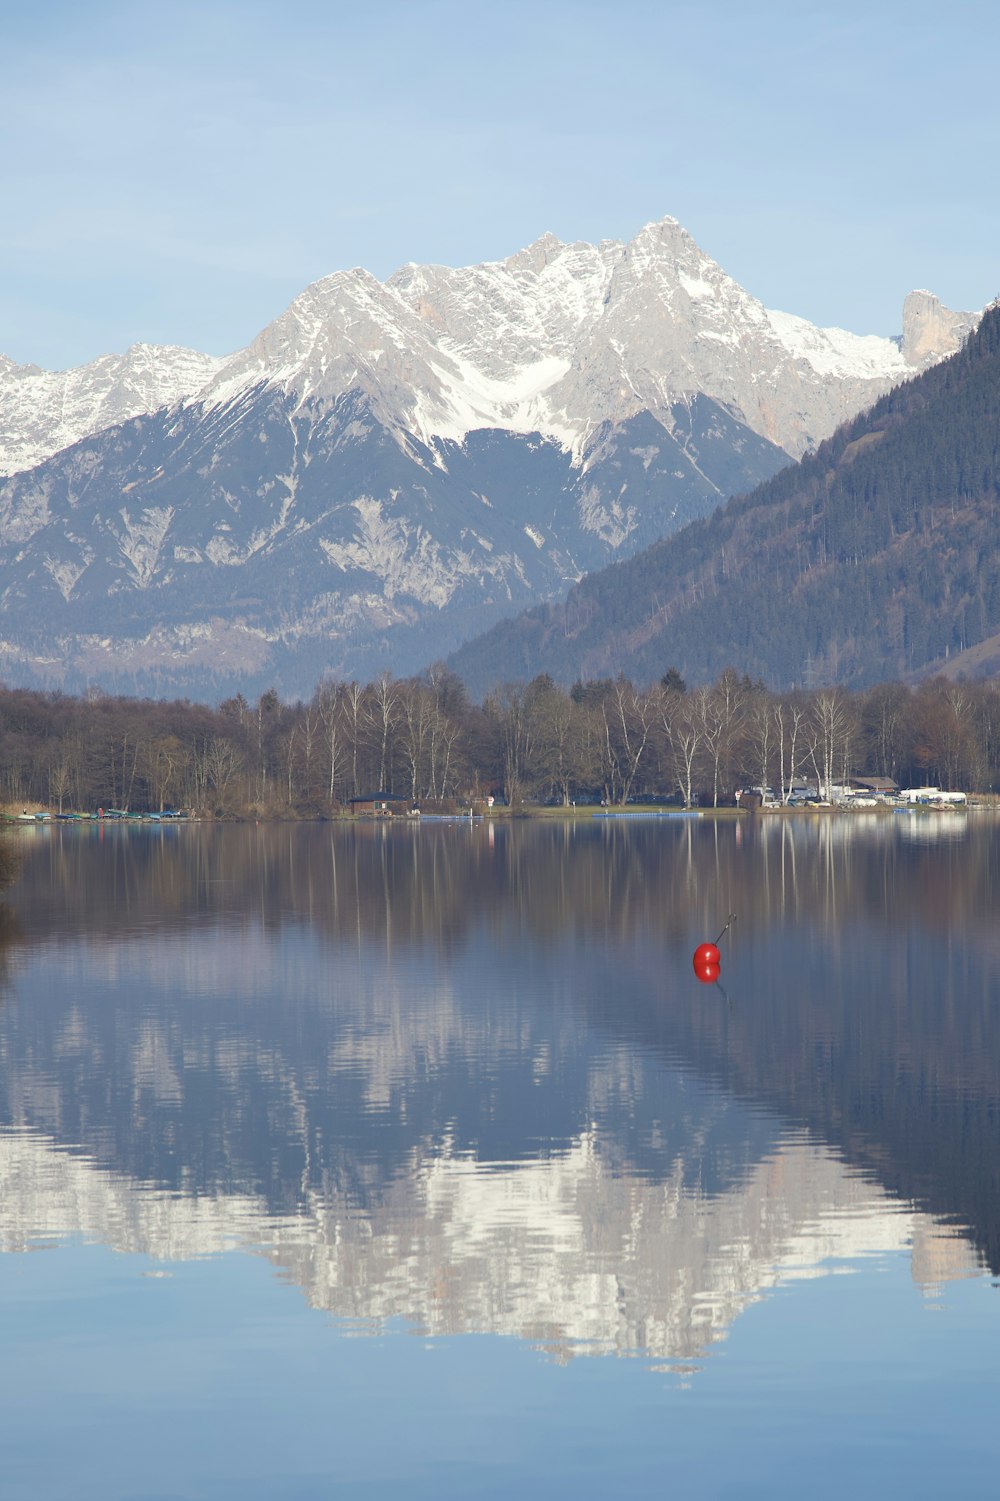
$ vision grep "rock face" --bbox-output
[0,219,977,697]
[901,290,979,366]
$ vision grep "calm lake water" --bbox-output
[0,814,998,1500]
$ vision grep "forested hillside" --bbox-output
[447,305,1000,697]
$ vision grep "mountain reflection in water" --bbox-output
[0,816,996,1368]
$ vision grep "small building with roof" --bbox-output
[348,792,411,816]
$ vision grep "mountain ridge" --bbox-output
[446,303,1000,696]
[0,218,980,698]
[2,219,975,481]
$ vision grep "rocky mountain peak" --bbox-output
[0,219,987,698]
[902,289,977,366]
[4,224,980,482]
[253,220,964,462]
[502,229,568,274]
[627,214,695,258]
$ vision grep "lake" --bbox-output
[0,814,998,1500]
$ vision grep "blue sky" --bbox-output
[3,0,998,369]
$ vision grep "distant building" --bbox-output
[348,793,410,816]
[849,776,898,796]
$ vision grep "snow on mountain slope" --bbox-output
[392,218,972,460]
[0,342,225,477]
[195,262,584,453]
[190,217,971,464]
[0,218,980,698]
[1,218,973,479]
[0,382,787,696]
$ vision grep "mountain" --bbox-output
[0,343,224,477]
[0,220,975,698]
[447,304,1000,696]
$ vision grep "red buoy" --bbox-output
[692,914,736,981]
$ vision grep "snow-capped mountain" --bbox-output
[0,342,225,477]
[192,218,972,463]
[0,219,976,697]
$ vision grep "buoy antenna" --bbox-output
[715,912,737,945]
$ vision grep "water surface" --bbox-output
[1,816,998,1499]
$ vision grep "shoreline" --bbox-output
[3,799,995,829]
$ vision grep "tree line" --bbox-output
[0,665,998,816]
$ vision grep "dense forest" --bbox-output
[1,664,998,816]
[448,303,1000,697]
